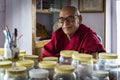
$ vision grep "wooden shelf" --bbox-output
[36,9,52,14]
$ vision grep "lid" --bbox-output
[72,53,92,61]
[7,67,26,75]
[29,69,49,78]
[93,70,109,78]
[39,61,57,69]
[43,57,58,61]
[24,55,39,61]
[99,53,118,59]
[0,61,12,68]
[0,48,4,55]
[20,50,26,55]
[16,60,34,68]
[60,50,78,57]
[55,64,75,74]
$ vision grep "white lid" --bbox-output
[29,69,49,78]
[93,70,109,78]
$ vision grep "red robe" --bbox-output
[40,24,106,60]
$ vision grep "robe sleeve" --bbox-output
[79,32,106,58]
[39,33,60,61]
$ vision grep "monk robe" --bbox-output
[40,24,106,60]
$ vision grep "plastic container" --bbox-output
[71,53,93,80]
[98,53,118,80]
[29,69,49,80]
[59,50,78,64]
[4,67,28,80]
[39,61,57,80]
[0,61,12,80]
[53,64,76,80]
[43,57,58,62]
[92,70,109,80]
[24,55,39,68]
[16,60,34,78]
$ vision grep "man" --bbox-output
[40,6,106,60]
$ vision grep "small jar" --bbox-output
[59,50,78,64]
[98,53,118,80]
[71,53,93,80]
[92,70,109,80]
[43,57,58,62]
[0,61,12,80]
[24,55,39,68]
[53,64,76,80]
[16,60,34,77]
[29,69,49,80]
[39,61,57,80]
[4,67,28,80]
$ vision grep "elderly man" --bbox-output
[40,6,106,60]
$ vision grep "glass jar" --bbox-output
[24,55,39,68]
[29,69,49,80]
[16,60,34,78]
[59,50,78,65]
[0,61,12,80]
[39,61,57,80]
[53,64,76,80]
[98,53,118,80]
[43,57,58,62]
[71,53,93,80]
[4,67,28,80]
[92,70,109,80]
[0,48,4,60]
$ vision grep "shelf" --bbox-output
[36,9,60,14]
[36,9,52,14]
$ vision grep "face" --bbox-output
[58,9,79,37]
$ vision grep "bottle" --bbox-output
[98,53,118,80]
[39,61,57,80]
[4,67,28,80]
[59,50,78,65]
[53,64,76,80]
[71,53,93,80]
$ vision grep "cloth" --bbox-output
[40,24,106,61]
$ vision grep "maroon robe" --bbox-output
[40,24,106,60]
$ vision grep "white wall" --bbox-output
[72,1,105,45]
[5,0,32,54]
[0,0,5,47]
[82,13,105,44]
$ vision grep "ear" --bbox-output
[78,15,82,24]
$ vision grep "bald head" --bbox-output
[60,6,80,17]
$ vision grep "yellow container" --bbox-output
[24,55,38,61]
[0,48,4,55]
[16,60,34,68]
[43,57,58,62]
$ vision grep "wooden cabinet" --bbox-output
[32,0,71,55]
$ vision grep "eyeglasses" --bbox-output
[58,15,78,23]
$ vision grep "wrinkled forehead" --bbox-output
[59,6,77,17]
